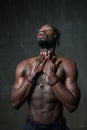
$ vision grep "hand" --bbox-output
[29,53,49,80]
[43,55,62,79]
[43,55,57,77]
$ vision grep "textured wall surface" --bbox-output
[0,0,87,130]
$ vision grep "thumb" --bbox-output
[55,59,62,67]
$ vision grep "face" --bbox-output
[37,25,55,48]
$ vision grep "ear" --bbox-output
[53,34,57,39]
[56,39,60,46]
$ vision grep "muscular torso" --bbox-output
[25,57,65,124]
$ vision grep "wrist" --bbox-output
[48,75,59,86]
[27,78,35,84]
[48,73,57,82]
[27,74,36,84]
[50,78,59,86]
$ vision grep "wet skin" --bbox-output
[11,25,80,124]
[26,57,63,123]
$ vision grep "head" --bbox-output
[37,24,61,49]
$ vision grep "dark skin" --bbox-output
[11,25,80,124]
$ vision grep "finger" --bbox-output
[48,51,51,60]
[42,50,47,55]
[40,54,45,61]
[40,51,43,55]
[40,55,49,66]
[55,59,62,67]
[51,56,56,63]
[38,54,42,60]
[38,53,45,60]
[40,59,46,66]
[35,55,43,66]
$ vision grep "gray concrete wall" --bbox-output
[0,0,87,129]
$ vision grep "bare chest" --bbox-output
[30,68,65,103]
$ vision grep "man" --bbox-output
[11,24,80,130]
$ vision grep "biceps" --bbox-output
[12,77,25,90]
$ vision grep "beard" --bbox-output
[37,38,55,49]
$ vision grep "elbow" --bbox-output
[68,105,77,113]
[11,102,20,110]
[11,99,20,110]
[68,101,80,113]
[68,94,81,113]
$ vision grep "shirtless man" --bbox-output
[11,24,80,130]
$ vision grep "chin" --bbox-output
[37,40,54,49]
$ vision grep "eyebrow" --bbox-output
[37,28,53,32]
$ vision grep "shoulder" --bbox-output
[61,57,77,69]
[56,57,77,68]
[16,56,38,69]
[56,57,78,78]
[15,56,38,76]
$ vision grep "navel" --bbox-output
[39,82,44,89]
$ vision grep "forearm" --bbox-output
[11,77,35,109]
[49,76,78,112]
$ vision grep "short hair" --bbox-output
[52,26,61,40]
[43,24,61,46]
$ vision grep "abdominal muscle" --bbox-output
[27,74,63,124]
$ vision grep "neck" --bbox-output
[40,46,56,57]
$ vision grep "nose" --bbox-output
[39,29,46,33]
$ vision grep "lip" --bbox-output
[38,35,43,38]
[37,33,45,39]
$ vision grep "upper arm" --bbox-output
[63,60,80,100]
[12,60,29,90]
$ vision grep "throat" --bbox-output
[38,40,54,49]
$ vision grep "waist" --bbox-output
[26,115,66,129]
